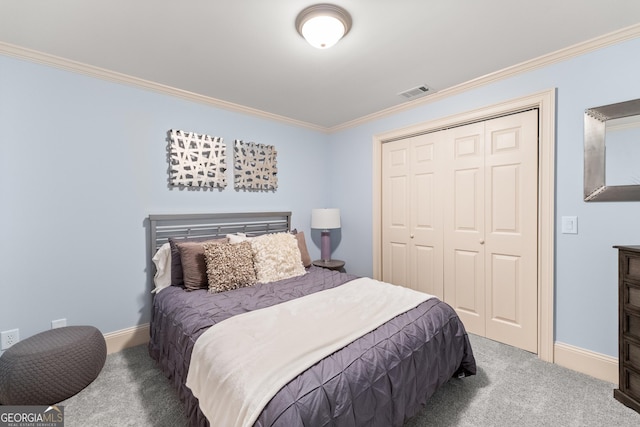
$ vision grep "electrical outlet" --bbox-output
[1,329,20,350]
[51,319,67,329]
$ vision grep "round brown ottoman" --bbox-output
[0,325,106,405]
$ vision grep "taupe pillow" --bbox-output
[175,238,227,290]
[204,241,257,294]
[294,231,311,267]
[169,236,227,286]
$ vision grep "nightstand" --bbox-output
[312,259,345,271]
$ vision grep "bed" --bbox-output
[147,212,476,427]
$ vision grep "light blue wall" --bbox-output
[329,36,640,357]
[3,35,640,359]
[0,55,329,342]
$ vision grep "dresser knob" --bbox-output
[479,239,485,245]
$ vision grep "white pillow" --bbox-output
[251,232,306,283]
[151,243,172,293]
[226,233,253,244]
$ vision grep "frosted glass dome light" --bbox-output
[296,4,352,49]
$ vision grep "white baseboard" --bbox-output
[103,323,150,354]
[554,341,618,385]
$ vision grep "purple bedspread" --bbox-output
[149,266,476,426]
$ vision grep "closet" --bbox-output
[381,110,538,353]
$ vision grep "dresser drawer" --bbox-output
[625,312,640,341]
[628,283,640,311]
[625,253,640,281]
[621,366,640,403]
[623,339,640,369]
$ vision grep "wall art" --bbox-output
[169,129,226,188]
[234,140,278,190]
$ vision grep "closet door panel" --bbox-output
[453,249,483,319]
[414,245,437,295]
[491,164,519,233]
[388,243,409,288]
[413,170,438,295]
[382,140,411,287]
[454,169,481,231]
[490,254,520,322]
[411,133,444,298]
[484,110,538,353]
[444,124,486,335]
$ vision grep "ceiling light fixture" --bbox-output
[296,4,352,49]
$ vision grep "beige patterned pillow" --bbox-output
[204,241,257,294]
[251,232,306,283]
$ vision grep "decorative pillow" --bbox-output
[226,233,253,244]
[151,243,172,293]
[293,231,311,267]
[251,232,306,283]
[169,236,227,286]
[204,241,257,294]
[175,239,227,290]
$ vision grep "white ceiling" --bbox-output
[1,1,640,129]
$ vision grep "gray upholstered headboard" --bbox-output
[148,211,292,251]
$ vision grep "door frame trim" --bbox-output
[372,89,556,362]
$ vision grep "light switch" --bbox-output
[561,216,578,234]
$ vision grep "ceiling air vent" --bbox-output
[398,84,434,99]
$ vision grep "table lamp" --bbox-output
[311,208,341,261]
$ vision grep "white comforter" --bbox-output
[185,277,432,427]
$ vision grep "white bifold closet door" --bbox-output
[382,109,538,353]
[381,131,445,299]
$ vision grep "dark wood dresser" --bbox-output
[614,245,640,413]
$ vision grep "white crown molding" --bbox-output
[2,22,639,134]
[0,41,327,133]
[329,22,640,133]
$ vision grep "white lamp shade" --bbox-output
[311,208,341,229]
